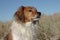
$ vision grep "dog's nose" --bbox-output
[37,12,41,18]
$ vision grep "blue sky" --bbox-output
[0,0,60,22]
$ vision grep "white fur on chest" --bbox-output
[11,21,38,40]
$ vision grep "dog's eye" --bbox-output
[28,10,32,12]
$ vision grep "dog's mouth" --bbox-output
[31,14,40,24]
[32,18,40,24]
[32,18,40,21]
[31,17,40,22]
[32,15,40,21]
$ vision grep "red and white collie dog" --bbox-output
[4,6,41,40]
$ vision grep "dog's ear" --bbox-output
[18,6,25,12]
[14,6,25,22]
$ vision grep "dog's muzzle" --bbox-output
[33,12,41,21]
[32,12,41,24]
[37,12,41,18]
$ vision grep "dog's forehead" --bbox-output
[24,6,37,10]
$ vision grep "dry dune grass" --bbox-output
[38,13,60,40]
[0,21,12,40]
[0,13,60,40]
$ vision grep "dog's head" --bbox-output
[14,6,41,23]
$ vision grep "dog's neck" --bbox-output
[25,22,33,26]
[12,20,33,26]
[11,20,37,40]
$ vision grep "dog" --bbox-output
[4,6,41,40]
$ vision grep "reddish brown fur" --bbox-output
[4,6,39,40]
[14,6,37,23]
